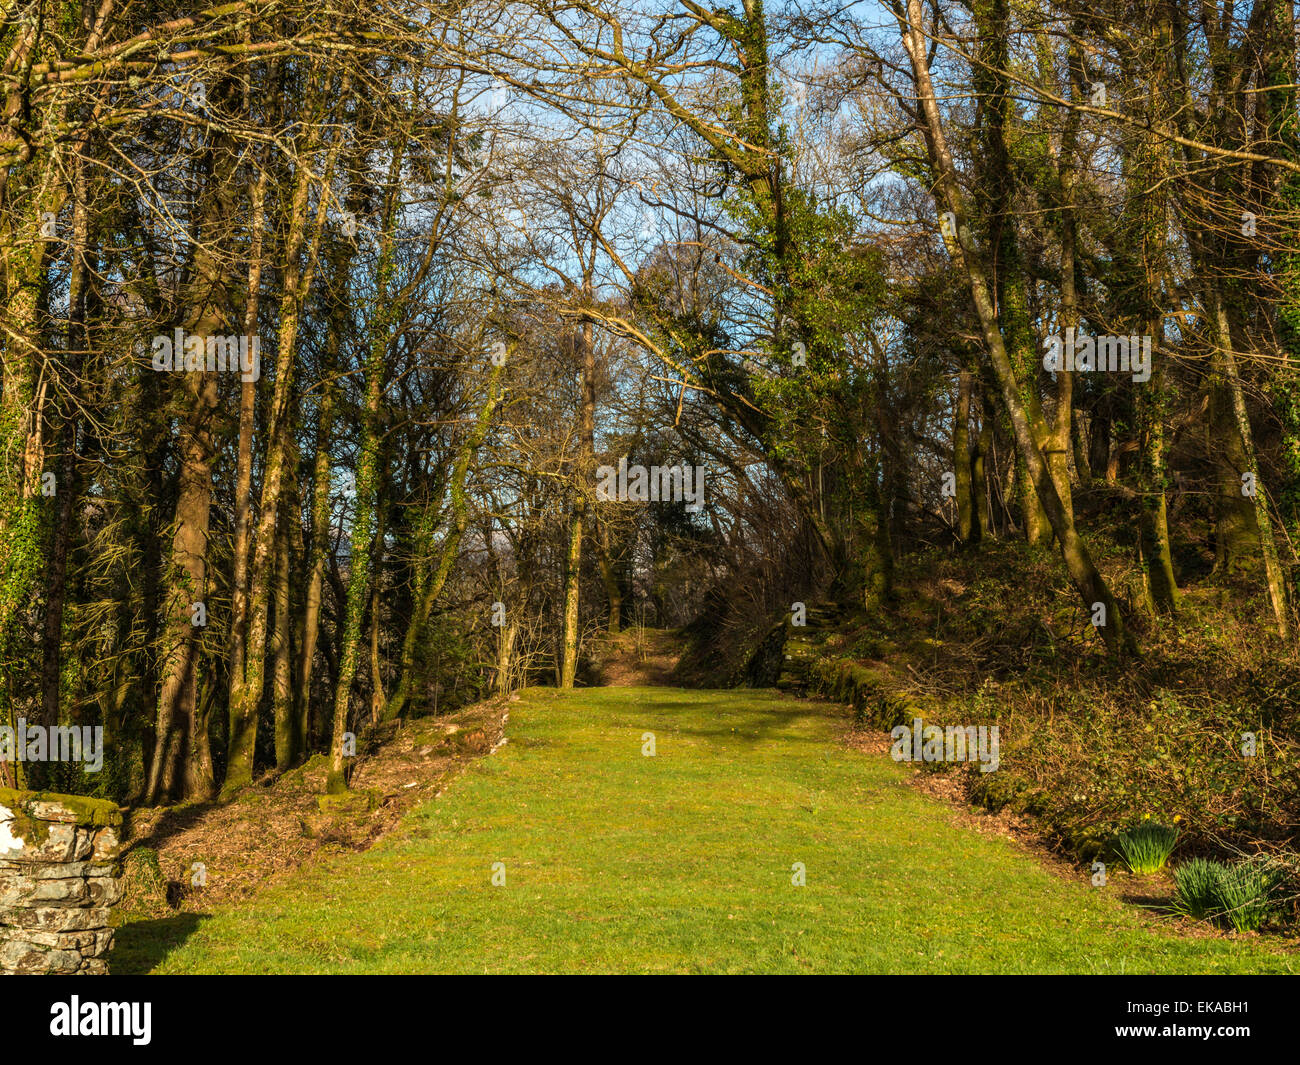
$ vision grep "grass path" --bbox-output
[120,687,1297,973]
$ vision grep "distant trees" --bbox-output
[1,0,1297,802]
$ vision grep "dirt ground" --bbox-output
[583,627,685,686]
[118,696,511,918]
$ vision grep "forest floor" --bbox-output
[583,626,686,686]
[115,686,1298,973]
[114,697,509,923]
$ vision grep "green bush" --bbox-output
[1172,858,1225,920]
[1171,857,1285,931]
[1117,820,1179,874]
[1212,859,1284,932]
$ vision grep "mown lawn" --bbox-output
[117,687,1298,973]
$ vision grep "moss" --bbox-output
[118,847,169,917]
[0,786,121,831]
[0,795,43,844]
[317,789,379,815]
[970,773,1030,813]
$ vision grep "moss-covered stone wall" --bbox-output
[0,788,123,974]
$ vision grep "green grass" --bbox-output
[116,687,1298,973]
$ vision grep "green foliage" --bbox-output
[1116,819,1180,874]
[1174,857,1286,932]
[727,184,888,457]
[1211,859,1286,933]
[1172,858,1225,920]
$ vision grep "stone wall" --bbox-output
[0,787,122,974]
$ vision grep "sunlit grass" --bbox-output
[118,687,1297,974]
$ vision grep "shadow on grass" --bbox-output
[647,700,838,745]
[111,913,208,974]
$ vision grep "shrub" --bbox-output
[1172,858,1225,920]
[1212,858,1284,933]
[1117,819,1179,874]
[1171,857,1285,931]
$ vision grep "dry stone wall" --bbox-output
[0,788,122,974]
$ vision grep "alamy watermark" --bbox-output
[0,718,103,772]
[151,328,261,383]
[1042,328,1151,383]
[889,717,999,773]
[595,458,705,512]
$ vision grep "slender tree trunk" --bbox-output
[144,101,241,802]
[560,315,595,688]
[559,501,583,688]
[1211,297,1291,637]
[328,133,403,791]
[368,580,386,726]
[972,396,995,541]
[272,492,297,769]
[296,379,335,746]
[953,368,973,542]
[227,163,269,715]
[494,618,518,695]
[593,517,622,632]
[1072,412,1092,488]
[38,142,92,769]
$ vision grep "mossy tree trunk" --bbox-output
[145,75,242,803]
[327,142,401,794]
[953,367,974,543]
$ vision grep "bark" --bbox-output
[1131,10,1179,616]
[368,555,386,727]
[494,618,519,695]
[0,148,63,702]
[593,515,622,632]
[296,378,336,749]
[972,396,995,541]
[559,501,583,688]
[560,314,595,688]
[272,487,297,769]
[1211,298,1291,638]
[144,96,241,803]
[227,163,269,717]
[327,136,404,790]
[1071,412,1093,488]
[953,368,974,542]
[38,136,92,759]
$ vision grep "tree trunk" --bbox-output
[953,368,974,542]
[559,500,583,688]
[296,379,335,750]
[272,494,297,769]
[1211,297,1291,637]
[227,163,269,724]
